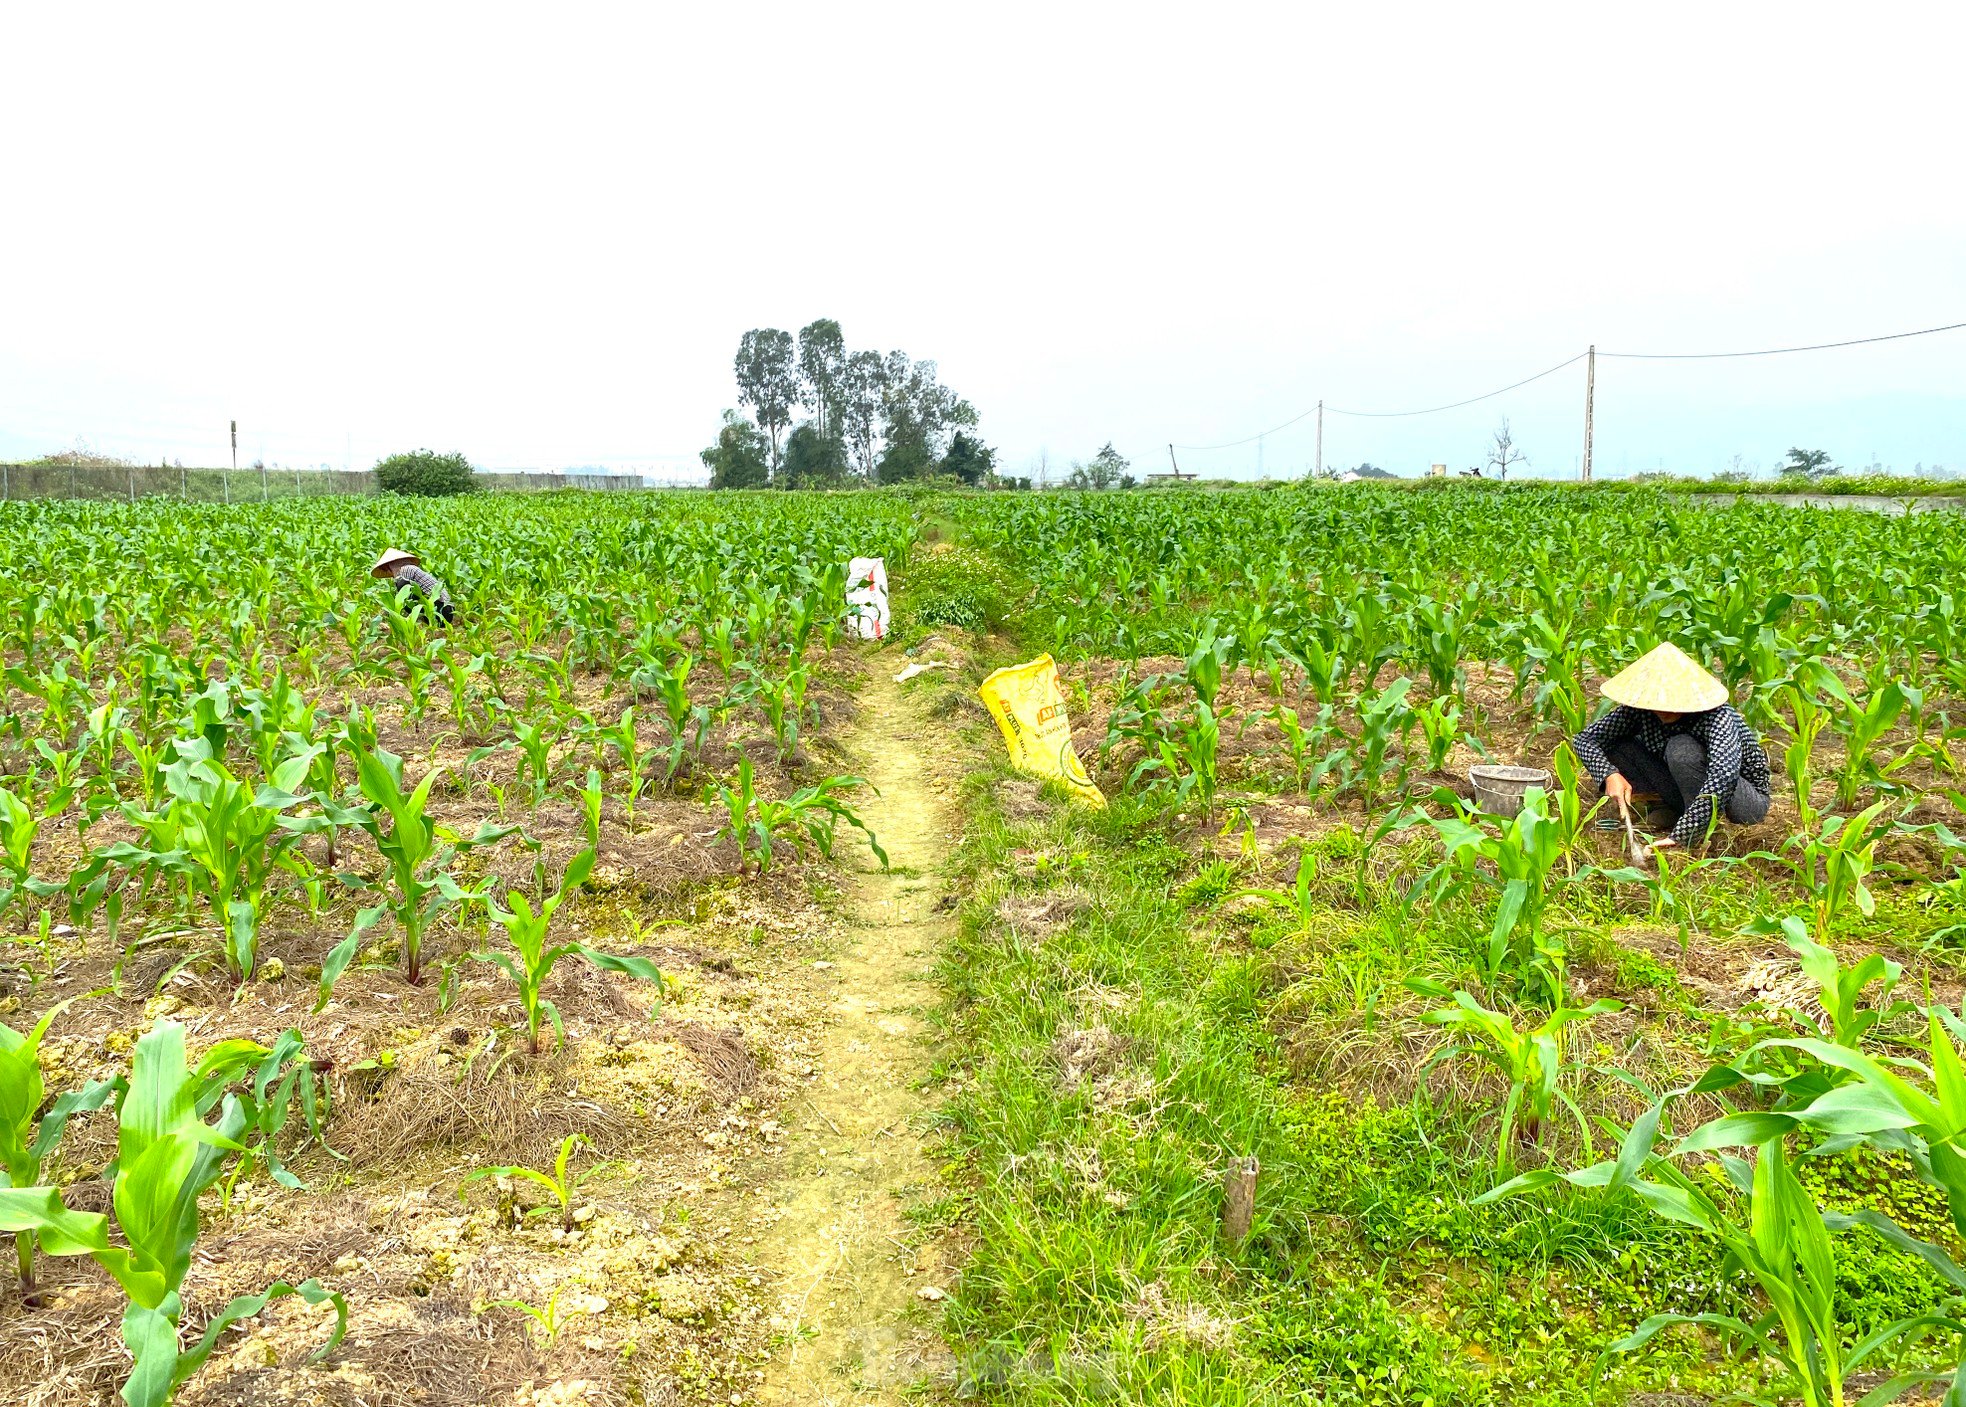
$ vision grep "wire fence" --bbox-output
[0,463,646,503]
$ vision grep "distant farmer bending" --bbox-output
[1569,642,1771,849]
[370,548,455,625]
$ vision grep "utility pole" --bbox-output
[1581,346,1596,483]
[1167,444,1179,476]
[1315,400,1323,478]
[227,420,236,504]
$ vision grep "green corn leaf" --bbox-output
[573,946,665,989]
[176,1278,347,1393]
[119,1299,183,1407]
[0,1184,112,1255]
[317,906,388,1013]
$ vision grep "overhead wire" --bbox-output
[1170,317,1966,450]
[1599,319,1966,360]
[1323,353,1588,419]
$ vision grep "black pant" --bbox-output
[1605,735,1769,827]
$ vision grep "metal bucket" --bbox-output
[1468,764,1552,817]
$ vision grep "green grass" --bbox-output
[932,770,1960,1404]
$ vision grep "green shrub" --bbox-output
[374,449,477,497]
[897,545,1014,631]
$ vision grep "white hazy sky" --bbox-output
[4,3,1963,482]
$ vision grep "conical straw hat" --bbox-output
[371,547,421,577]
[1600,642,1728,713]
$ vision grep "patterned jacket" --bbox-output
[389,565,453,618]
[1570,704,1770,845]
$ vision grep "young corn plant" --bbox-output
[1825,677,1907,808]
[0,998,120,1292]
[1751,799,1896,942]
[512,718,560,807]
[0,786,40,918]
[220,1027,337,1198]
[116,724,168,810]
[1413,694,1475,774]
[480,849,663,1053]
[1724,1002,1966,1249]
[1285,632,1347,706]
[639,654,708,783]
[758,772,889,872]
[1406,592,1475,700]
[1129,702,1222,814]
[571,768,604,852]
[97,741,320,984]
[1266,703,1322,793]
[1230,848,1325,941]
[1521,612,1593,736]
[460,1133,611,1230]
[320,743,514,990]
[1426,786,1571,1001]
[0,1022,349,1407]
[709,758,887,875]
[1744,913,1909,1062]
[1780,677,1834,833]
[487,1285,600,1344]
[1485,1109,1963,1407]
[754,663,809,762]
[1411,980,1620,1174]
[1353,676,1416,804]
[599,706,652,827]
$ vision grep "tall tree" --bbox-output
[700,410,770,489]
[1067,442,1128,490]
[781,422,849,489]
[733,329,797,481]
[1782,447,1838,479]
[796,319,848,441]
[942,432,995,487]
[838,349,886,479]
[878,353,976,480]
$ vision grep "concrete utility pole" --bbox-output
[1582,346,1596,483]
[227,420,236,504]
[1167,444,1179,475]
[1315,400,1324,478]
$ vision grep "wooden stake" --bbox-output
[1221,1155,1259,1246]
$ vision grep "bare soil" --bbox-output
[749,667,961,1406]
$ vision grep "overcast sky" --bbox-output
[4,4,1963,482]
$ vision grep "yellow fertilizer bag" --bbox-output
[977,654,1106,808]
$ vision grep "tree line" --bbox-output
[701,320,997,489]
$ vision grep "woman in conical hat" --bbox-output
[369,547,455,625]
[1568,642,1771,849]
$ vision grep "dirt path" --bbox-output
[752,669,959,1405]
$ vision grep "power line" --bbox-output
[1323,353,1588,418]
[1170,402,1325,452]
[1600,318,1966,360]
[1171,352,1587,449]
[1169,315,1966,451]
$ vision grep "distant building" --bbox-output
[1145,470,1197,483]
